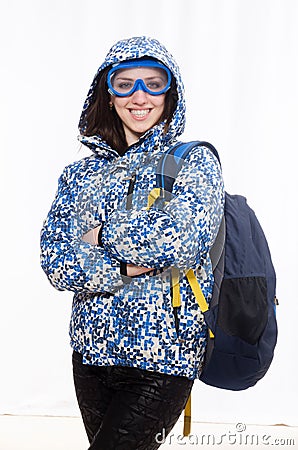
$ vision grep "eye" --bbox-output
[113,80,133,91]
[146,78,166,91]
[147,82,162,89]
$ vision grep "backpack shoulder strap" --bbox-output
[151,141,224,437]
[155,140,221,194]
[153,140,224,269]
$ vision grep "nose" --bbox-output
[131,88,148,104]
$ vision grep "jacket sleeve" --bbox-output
[40,167,125,294]
[101,146,225,270]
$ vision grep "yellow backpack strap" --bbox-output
[186,269,214,338]
[171,267,181,307]
[171,270,190,435]
[172,268,214,437]
[183,394,192,436]
[147,187,161,210]
[185,269,209,312]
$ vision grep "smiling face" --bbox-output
[110,67,167,146]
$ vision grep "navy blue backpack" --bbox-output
[150,141,278,433]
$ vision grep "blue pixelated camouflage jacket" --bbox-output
[40,36,224,379]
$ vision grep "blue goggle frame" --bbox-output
[107,59,172,97]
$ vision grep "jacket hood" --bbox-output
[78,36,186,152]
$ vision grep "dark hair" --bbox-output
[82,65,178,155]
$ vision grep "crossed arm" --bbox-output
[82,226,153,277]
[41,147,224,294]
[40,167,154,294]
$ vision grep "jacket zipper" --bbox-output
[126,173,136,209]
[125,170,181,337]
[173,307,180,335]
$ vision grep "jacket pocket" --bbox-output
[217,276,268,345]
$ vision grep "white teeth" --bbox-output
[130,109,150,117]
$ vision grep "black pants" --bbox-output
[72,351,193,450]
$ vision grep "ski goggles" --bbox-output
[107,59,172,97]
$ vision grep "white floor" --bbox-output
[0,415,297,450]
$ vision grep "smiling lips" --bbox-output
[130,109,150,119]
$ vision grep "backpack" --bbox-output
[149,141,278,435]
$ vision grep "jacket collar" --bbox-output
[78,121,177,161]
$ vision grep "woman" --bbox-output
[40,36,224,449]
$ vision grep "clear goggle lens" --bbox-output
[107,59,172,97]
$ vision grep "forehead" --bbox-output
[113,67,167,79]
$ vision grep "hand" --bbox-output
[126,264,154,277]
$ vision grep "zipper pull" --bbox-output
[126,173,136,209]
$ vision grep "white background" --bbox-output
[0,0,297,427]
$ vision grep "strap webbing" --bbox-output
[172,270,215,435]
[183,395,191,436]
[186,270,214,338]
[185,269,209,312]
[147,188,161,210]
[146,143,219,438]
[172,268,181,307]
